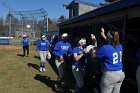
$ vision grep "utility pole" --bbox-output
[9,12,11,38]
[46,15,48,32]
[9,12,12,44]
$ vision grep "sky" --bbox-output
[0,0,105,19]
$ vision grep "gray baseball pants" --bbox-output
[39,51,47,68]
[100,70,125,93]
[72,65,85,92]
[55,59,65,86]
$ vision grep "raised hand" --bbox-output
[100,27,107,40]
[60,56,64,62]
[101,27,105,36]
[91,34,96,41]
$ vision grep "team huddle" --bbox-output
[21,28,140,93]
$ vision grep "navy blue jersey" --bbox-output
[96,44,123,71]
[138,48,140,65]
[72,47,87,66]
[53,41,72,57]
[37,40,50,51]
[21,38,29,46]
[50,38,54,46]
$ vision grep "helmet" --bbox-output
[61,33,68,38]
[23,35,26,37]
[41,35,46,40]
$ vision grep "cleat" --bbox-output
[42,68,46,71]
[39,67,43,72]
[54,84,65,92]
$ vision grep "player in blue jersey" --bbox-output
[136,42,140,93]
[50,34,55,46]
[72,38,87,93]
[21,35,29,57]
[53,33,72,92]
[36,35,50,72]
[92,29,125,93]
[50,34,59,53]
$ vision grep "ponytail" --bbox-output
[110,31,120,48]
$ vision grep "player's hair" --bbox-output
[110,30,120,48]
[78,38,86,45]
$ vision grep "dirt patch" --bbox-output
[0,45,21,51]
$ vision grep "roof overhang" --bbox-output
[66,0,98,9]
[58,0,140,27]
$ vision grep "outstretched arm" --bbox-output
[101,27,107,41]
[91,34,97,47]
[73,53,83,61]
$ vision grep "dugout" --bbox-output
[58,0,140,93]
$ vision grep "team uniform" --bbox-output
[72,47,87,93]
[136,48,140,93]
[53,40,72,91]
[36,39,50,71]
[21,36,29,57]
[50,36,55,46]
[50,35,59,52]
[95,44,125,93]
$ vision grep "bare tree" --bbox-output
[58,15,68,23]
[0,17,4,31]
[48,18,58,31]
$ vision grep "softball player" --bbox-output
[21,35,29,57]
[53,33,72,92]
[36,35,50,72]
[136,47,140,93]
[72,38,87,93]
[50,34,55,46]
[92,30,125,93]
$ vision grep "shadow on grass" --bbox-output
[27,63,39,71]
[34,74,56,92]
[33,55,40,60]
[17,54,24,57]
[48,54,59,75]
[47,55,76,92]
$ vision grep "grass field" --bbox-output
[0,45,57,93]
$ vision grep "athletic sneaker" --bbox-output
[71,90,77,93]
[39,67,43,72]
[54,84,65,92]
[42,68,46,71]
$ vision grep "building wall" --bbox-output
[69,9,73,19]
[60,5,140,29]
[79,4,96,15]
[69,4,79,19]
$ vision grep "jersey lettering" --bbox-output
[41,43,46,46]
[61,46,69,50]
[119,51,122,62]
[113,53,118,64]
[113,51,122,64]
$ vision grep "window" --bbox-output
[72,8,76,17]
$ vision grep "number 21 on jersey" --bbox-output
[113,51,122,64]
